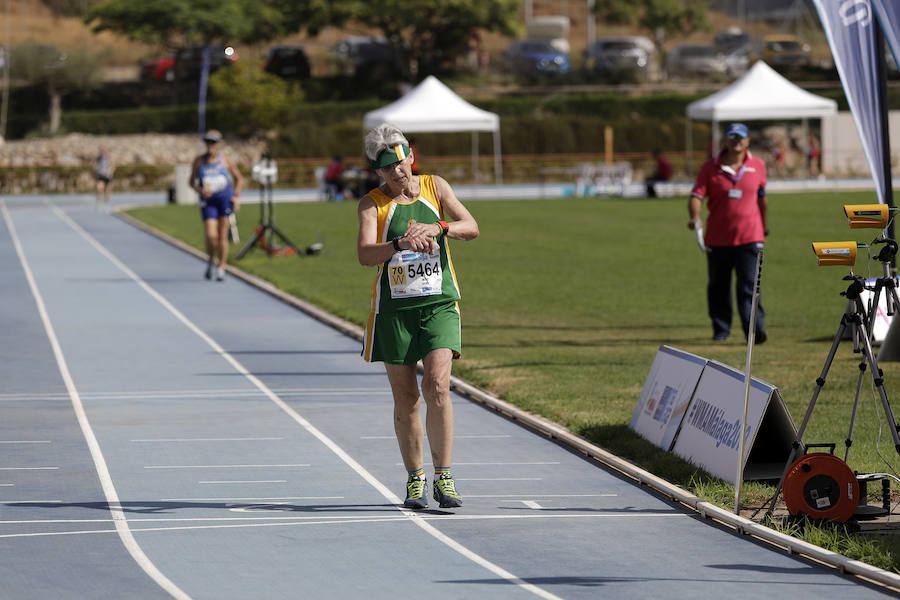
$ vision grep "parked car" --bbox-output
[333,37,405,79]
[760,34,810,69]
[172,45,239,81]
[665,44,728,79]
[723,41,755,78]
[584,36,656,83]
[714,27,751,54]
[140,54,174,82]
[263,45,311,79]
[506,40,570,78]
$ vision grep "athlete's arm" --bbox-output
[432,175,479,241]
[357,194,431,266]
[225,155,243,208]
[189,156,207,197]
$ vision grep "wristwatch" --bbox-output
[392,236,402,251]
[436,220,450,236]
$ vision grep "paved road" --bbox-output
[0,195,892,599]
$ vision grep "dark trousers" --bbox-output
[706,243,765,339]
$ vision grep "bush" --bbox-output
[208,62,306,136]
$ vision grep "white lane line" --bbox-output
[0,512,686,540]
[144,464,309,470]
[132,438,284,443]
[198,481,287,484]
[0,388,391,402]
[0,484,14,487]
[521,500,543,509]
[467,494,618,498]
[53,204,563,600]
[361,434,511,440]
[0,467,59,471]
[3,511,681,525]
[2,201,190,600]
[396,461,559,466]
[160,496,343,502]
[457,478,542,481]
[0,440,51,444]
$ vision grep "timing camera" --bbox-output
[843,204,892,229]
[811,241,859,267]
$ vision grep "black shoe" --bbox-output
[204,263,213,280]
[712,334,728,342]
[755,329,767,344]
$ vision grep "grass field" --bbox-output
[127,189,900,570]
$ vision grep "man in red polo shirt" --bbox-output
[688,122,768,343]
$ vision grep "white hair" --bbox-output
[364,123,410,162]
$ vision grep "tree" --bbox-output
[334,0,521,79]
[593,0,709,76]
[87,0,338,46]
[208,61,305,136]
[87,0,338,133]
[10,44,106,133]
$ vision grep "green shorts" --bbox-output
[363,301,461,364]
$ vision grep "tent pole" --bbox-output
[686,118,692,177]
[713,119,720,159]
[472,131,479,184]
[494,129,503,184]
[803,118,809,179]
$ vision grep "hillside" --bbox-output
[4,0,830,80]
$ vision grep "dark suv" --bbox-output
[263,46,311,80]
[172,45,238,81]
[333,37,405,79]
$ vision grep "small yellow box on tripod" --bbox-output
[812,241,857,266]
[844,204,889,229]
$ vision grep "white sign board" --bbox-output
[860,277,899,343]
[671,361,796,484]
[629,346,707,451]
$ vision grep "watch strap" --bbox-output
[436,220,449,236]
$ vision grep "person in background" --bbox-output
[408,137,421,176]
[324,155,346,200]
[189,129,243,281]
[357,123,479,510]
[645,148,672,198]
[95,147,115,211]
[688,122,768,344]
[807,133,821,178]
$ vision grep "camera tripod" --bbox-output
[766,270,900,516]
[236,172,302,259]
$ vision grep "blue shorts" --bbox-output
[200,195,233,220]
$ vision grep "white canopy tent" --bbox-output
[685,61,838,173]
[363,75,503,183]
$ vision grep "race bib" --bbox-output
[203,173,228,194]
[387,249,442,298]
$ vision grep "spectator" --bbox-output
[324,155,346,201]
[807,133,821,178]
[645,148,672,197]
[688,122,768,344]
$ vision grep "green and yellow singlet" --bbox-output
[365,174,461,316]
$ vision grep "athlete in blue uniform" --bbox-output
[189,130,243,281]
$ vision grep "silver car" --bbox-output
[665,44,728,79]
[585,36,657,83]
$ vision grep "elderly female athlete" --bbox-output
[357,124,479,509]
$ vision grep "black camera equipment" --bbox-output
[767,271,900,521]
[236,153,323,259]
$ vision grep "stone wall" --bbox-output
[0,133,269,194]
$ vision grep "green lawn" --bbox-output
[126,189,900,570]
